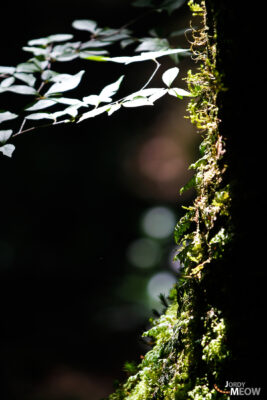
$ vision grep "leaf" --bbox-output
[135,37,169,52]
[25,99,56,111]
[45,70,85,95]
[25,113,55,120]
[72,19,98,33]
[14,72,36,87]
[107,103,121,116]
[78,105,110,123]
[0,143,15,157]
[41,70,58,81]
[179,176,196,194]
[160,0,186,14]
[80,40,112,49]
[27,37,50,46]
[0,111,18,124]
[48,34,74,43]
[83,95,101,106]
[0,129,13,143]
[1,77,15,88]
[4,85,38,95]
[99,75,124,100]
[98,48,190,64]
[0,66,15,74]
[122,97,153,107]
[168,87,193,97]
[22,46,49,56]
[16,63,40,73]
[162,67,179,87]
[124,88,167,102]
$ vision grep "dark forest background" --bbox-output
[0,1,198,399]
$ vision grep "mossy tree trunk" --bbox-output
[108,2,265,399]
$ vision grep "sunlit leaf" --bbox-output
[0,66,15,74]
[135,37,169,52]
[99,75,124,100]
[22,46,49,56]
[0,77,15,88]
[25,112,55,120]
[45,70,85,95]
[93,48,190,64]
[0,111,18,124]
[0,143,15,157]
[78,105,110,123]
[162,67,179,87]
[168,87,193,97]
[83,95,101,106]
[122,97,153,107]
[41,70,58,81]
[107,103,121,115]
[48,34,74,42]
[80,40,112,49]
[16,63,40,73]
[14,72,36,87]
[72,19,98,33]
[25,99,56,111]
[4,85,38,95]
[0,129,13,143]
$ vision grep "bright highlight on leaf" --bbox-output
[162,67,179,87]
[72,19,98,33]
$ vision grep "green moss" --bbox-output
[107,2,232,399]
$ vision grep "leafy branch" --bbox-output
[0,14,191,157]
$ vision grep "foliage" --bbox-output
[0,7,192,157]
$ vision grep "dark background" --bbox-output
[0,1,197,399]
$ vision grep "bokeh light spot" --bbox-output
[126,238,161,268]
[142,206,176,239]
[147,272,176,300]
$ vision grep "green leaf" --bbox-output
[25,113,55,120]
[79,54,109,62]
[0,143,15,157]
[78,105,110,123]
[45,70,85,95]
[4,85,38,95]
[174,210,194,244]
[162,67,179,87]
[0,66,15,74]
[179,176,196,194]
[72,19,98,33]
[1,77,15,88]
[14,72,36,87]
[0,129,13,143]
[168,87,193,98]
[0,111,18,124]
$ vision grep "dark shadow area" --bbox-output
[0,1,197,399]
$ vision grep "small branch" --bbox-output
[140,59,160,90]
